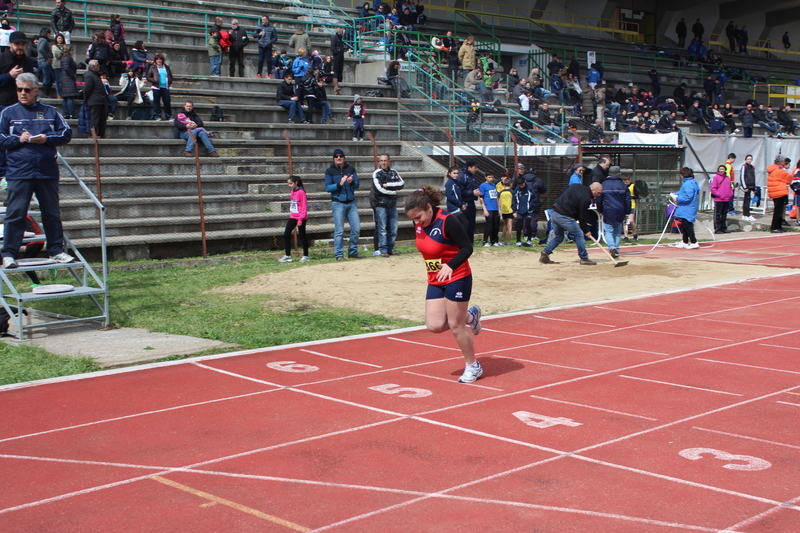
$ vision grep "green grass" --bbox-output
[0,342,99,386]
[1,250,418,384]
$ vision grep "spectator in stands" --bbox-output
[566,56,580,79]
[386,60,409,98]
[146,53,173,121]
[692,19,704,40]
[725,21,736,53]
[580,84,595,122]
[656,110,678,133]
[312,78,333,124]
[594,84,606,119]
[777,105,797,135]
[587,63,601,90]
[109,14,125,53]
[506,67,519,88]
[783,32,791,50]
[276,72,306,123]
[711,103,736,134]
[116,67,143,120]
[517,89,534,127]
[174,101,217,158]
[83,59,109,137]
[100,73,116,119]
[108,41,127,80]
[546,54,563,77]
[325,148,363,261]
[400,7,415,28]
[537,102,562,144]
[766,105,785,137]
[347,94,365,141]
[58,45,76,118]
[738,103,755,138]
[298,67,317,121]
[753,104,779,136]
[289,25,309,55]
[36,28,55,99]
[227,19,248,77]
[615,85,631,112]
[550,70,567,105]
[87,31,111,74]
[672,83,689,108]
[130,40,152,76]
[0,32,33,140]
[26,36,38,75]
[319,54,334,83]
[386,7,400,27]
[273,49,288,79]
[703,75,721,105]
[0,71,73,269]
[686,100,707,133]
[464,66,488,102]
[255,15,277,79]
[588,117,603,143]
[291,47,310,78]
[0,0,13,15]
[675,18,687,47]
[736,26,748,55]
[458,35,476,78]
[207,30,222,76]
[51,32,67,97]
[767,156,792,232]
[0,19,15,55]
[51,0,74,44]
[330,27,347,95]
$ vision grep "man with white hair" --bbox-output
[0,72,73,268]
[228,19,249,77]
[83,59,108,138]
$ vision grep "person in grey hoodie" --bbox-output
[255,15,277,78]
[288,26,309,55]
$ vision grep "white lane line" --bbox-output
[594,306,675,317]
[491,354,593,372]
[637,329,733,342]
[481,327,549,339]
[759,343,800,351]
[696,358,800,375]
[0,389,279,444]
[722,494,800,532]
[532,314,616,328]
[193,362,282,386]
[572,341,669,356]
[0,454,173,470]
[527,395,657,421]
[299,349,382,368]
[696,317,792,330]
[619,375,743,396]
[401,371,504,392]
[387,336,462,351]
[692,427,800,451]
[777,401,800,408]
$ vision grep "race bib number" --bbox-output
[289,199,299,214]
[424,258,442,272]
[488,189,498,200]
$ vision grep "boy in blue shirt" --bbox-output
[478,173,499,246]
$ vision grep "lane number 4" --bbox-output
[513,411,582,429]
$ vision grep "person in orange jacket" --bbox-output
[767,156,792,232]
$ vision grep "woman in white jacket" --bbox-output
[116,67,145,120]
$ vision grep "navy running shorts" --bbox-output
[426,275,473,302]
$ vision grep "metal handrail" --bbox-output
[357,26,500,63]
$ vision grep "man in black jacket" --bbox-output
[331,28,347,95]
[546,54,563,77]
[51,0,75,44]
[686,100,707,133]
[590,156,610,184]
[675,18,687,47]
[0,32,33,177]
[276,72,306,123]
[174,101,218,157]
[83,60,109,138]
[725,21,736,52]
[692,19,704,40]
[228,19,248,77]
[537,102,562,143]
[540,182,602,265]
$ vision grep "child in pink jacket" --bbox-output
[279,175,310,262]
[710,164,734,233]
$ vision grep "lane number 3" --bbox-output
[678,448,771,471]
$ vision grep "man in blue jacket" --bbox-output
[596,166,631,258]
[325,148,364,261]
[0,73,73,268]
[255,15,277,79]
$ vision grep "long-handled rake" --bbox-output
[588,234,629,267]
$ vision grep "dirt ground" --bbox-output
[211,246,788,323]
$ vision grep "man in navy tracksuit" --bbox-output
[0,72,73,268]
[512,180,536,246]
[596,166,630,258]
[457,161,480,243]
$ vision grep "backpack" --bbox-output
[218,30,231,52]
[365,89,383,97]
[210,106,224,122]
[416,13,427,25]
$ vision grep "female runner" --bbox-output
[405,185,483,383]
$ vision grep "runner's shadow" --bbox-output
[448,356,525,378]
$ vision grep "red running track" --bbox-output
[1,238,800,532]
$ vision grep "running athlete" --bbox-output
[405,185,484,383]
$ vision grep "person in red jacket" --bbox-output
[405,185,484,383]
[767,156,792,232]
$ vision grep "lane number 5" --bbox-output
[368,384,432,398]
[678,448,771,471]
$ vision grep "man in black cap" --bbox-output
[324,148,363,261]
[0,31,33,177]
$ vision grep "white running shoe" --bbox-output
[546,138,556,144]
[299,256,310,262]
[492,242,500,247]
[687,242,700,249]
[458,361,483,383]
[467,305,482,335]
[278,255,292,262]
[670,242,689,249]
[2,256,17,269]
[50,252,75,263]
[483,243,490,247]
[516,241,522,246]
[373,250,382,256]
